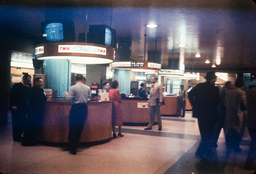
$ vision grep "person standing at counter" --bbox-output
[10,73,31,142]
[109,80,123,137]
[22,77,47,146]
[139,83,148,99]
[144,76,163,131]
[102,82,111,92]
[63,74,91,155]
[188,71,220,160]
[176,85,187,117]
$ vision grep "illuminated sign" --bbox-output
[58,45,106,55]
[35,46,44,55]
[111,62,131,67]
[148,63,161,69]
[159,69,184,75]
[131,62,144,67]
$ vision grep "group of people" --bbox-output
[188,71,256,169]
[63,75,124,155]
[10,74,47,146]
[11,72,256,165]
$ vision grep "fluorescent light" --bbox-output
[37,56,113,64]
[178,44,186,47]
[195,53,201,58]
[205,60,210,64]
[146,24,158,28]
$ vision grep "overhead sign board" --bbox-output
[35,46,44,55]
[111,62,131,67]
[159,69,184,75]
[58,45,106,55]
[148,62,161,69]
[131,62,144,67]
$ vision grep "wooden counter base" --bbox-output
[122,99,157,126]
[38,100,112,144]
[160,97,179,116]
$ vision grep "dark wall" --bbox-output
[0,27,43,126]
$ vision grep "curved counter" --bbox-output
[160,96,179,115]
[38,100,112,144]
[121,98,156,126]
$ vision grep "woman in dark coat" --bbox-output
[109,80,123,137]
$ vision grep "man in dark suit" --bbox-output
[139,83,148,99]
[10,73,31,142]
[188,72,220,160]
[176,85,187,117]
[22,77,47,146]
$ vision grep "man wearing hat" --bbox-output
[188,71,221,160]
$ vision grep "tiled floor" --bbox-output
[0,111,255,174]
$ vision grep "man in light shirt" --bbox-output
[63,74,91,155]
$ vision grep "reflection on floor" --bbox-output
[0,111,255,174]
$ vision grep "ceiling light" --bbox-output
[195,53,201,58]
[212,64,216,68]
[146,24,158,28]
[205,60,210,64]
[178,44,186,47]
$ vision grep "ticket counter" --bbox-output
[38,100,113,144]
[160,96,179,115]
[121,98,157,126]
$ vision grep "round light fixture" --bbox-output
[146,24,158,28]
[205,60,210,64]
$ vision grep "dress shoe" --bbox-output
[234,148,242,152]
[113,133,117,138]
[244,163,254,170]
[158,128,162,131]
[70,150,77,155]
[63,147,70,151]
[21,142,37,146]
[144,127,152,130]
[118,133,124,137]
[13,137,23,142]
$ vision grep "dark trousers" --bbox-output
[225,129,242,151]
[22,107,44,146]
[196,116,217,158]
[68,103,88,152]
[177,99,186,117]
[245,128,256,164]
[212,107,226,146]
[11,107,26,141]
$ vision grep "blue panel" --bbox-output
[167,78,181,95]
[43,59,71,97]
[45,23,64,42]
[113,69,131,95]
[105,28,112,46]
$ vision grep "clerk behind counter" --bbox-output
[139,83,148,99]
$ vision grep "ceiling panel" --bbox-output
[1,0,256,73]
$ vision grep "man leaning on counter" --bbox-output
[63,74,91,155]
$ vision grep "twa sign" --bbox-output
[148,63,161,69]
[35,46,44,55]
[58,45,106,55]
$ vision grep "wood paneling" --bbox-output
[38,100,112,143]
[160,97,179,115]
[122,99,156,124]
